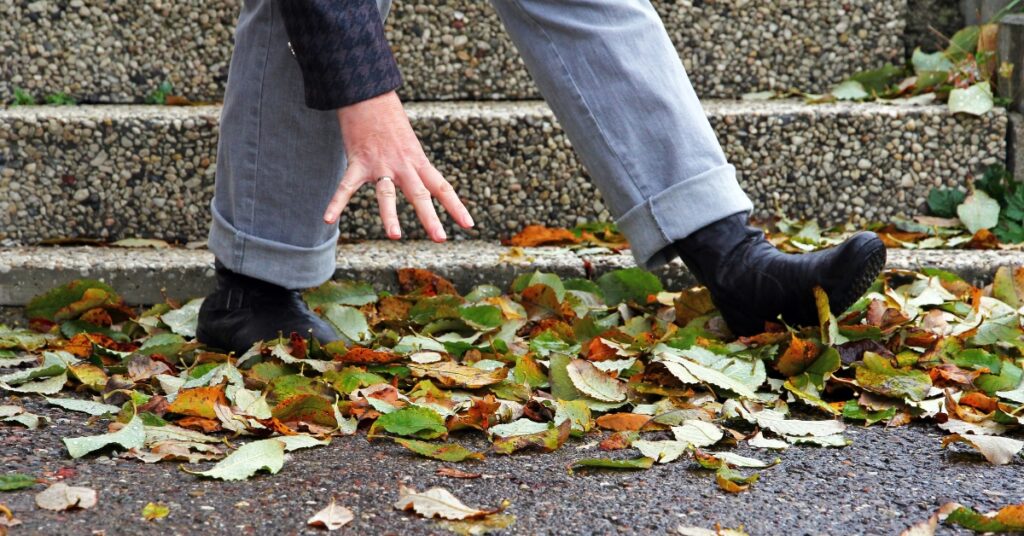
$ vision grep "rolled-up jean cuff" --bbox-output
[207,202,338,289]
[617,164,754,270]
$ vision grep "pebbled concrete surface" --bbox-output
[2,242,1023,306]
[0,101,1006,245]
[1,394,1019,535]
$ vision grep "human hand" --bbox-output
[324,91,473,242]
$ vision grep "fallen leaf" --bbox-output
[185,438,286,481]
[394,485,497,520]
[436,467,482,479]
[504,225,580,247]
[34,483,97,511]
[941,433,1024,465]
[571,457,655,472]
[63,415,145,458]
[566,359,627,402]
[0,474,37,492]
[395,438,485,462]
[308,499,354,531]
[142,502,169,521]
[595,413,653,432]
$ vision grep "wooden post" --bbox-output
[999,13,1024,111]
[962,0,1014,25]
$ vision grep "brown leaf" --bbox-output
[35,483,97,511]
[175,416,222,433]
[585,337,620,362]
[674,287,717,326]
[167,385,228,420]
[965,228,1000,250]
[307,499,354,531]
[436,467,483,479]
[599,431,638,451]
[398,269,458,296]
[774,335,820,377]
[503,225,580,247]
[595,413,654,432]
[333,347,404,365]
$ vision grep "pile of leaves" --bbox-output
[3,265,1024,532]
[808,3,1019,115]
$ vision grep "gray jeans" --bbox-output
[209,0,753,289]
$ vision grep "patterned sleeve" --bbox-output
[279,0,403,110]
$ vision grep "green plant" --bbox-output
[928,165,1024,243]
[43,93,76,105]
[145,81,174,105]
[12,88,36,106]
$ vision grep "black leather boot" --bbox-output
[673,213,886,336]
[196,262,339,354]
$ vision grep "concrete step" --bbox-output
[2,1,914,103]
[0,242,1018,306]
[0,101,1007,245]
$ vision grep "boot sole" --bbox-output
[828,233,887,317]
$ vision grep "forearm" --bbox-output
[279,0,402,110]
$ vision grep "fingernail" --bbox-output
[389,226,401,238]
[437,229,447,241]
[466,214,475,228]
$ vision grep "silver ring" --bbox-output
[376,176,393,183]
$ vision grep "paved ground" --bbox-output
[2,394,1021,536]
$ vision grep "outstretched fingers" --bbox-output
[376,175,401,239]
[324,163,368,225]
[419,164,474,230]
[399,168,447,243]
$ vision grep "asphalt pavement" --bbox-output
[2,394,1021,536]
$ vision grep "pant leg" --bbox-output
[208,0,392,289]
[490,0,753,270]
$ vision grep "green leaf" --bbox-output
[945,504,1024,532]
[854,352,932,401]
[0,473,37,491]
[912,48,954,75]
[304,280,377,308]
[1,372,68,395]
[597,268,662,306]
[0,326,46,351]
[513,272,566,301]
[395,438,485,462]
[185,438,286,480]
[957,189,1000,234]
[371,405,448,439]
[160,298,203,338]
[976,360,1023,395]
[927,188,966,218]
[565,359,627,402]
[491,419,571,454]
[947,25,981,62]
[25,279,120,321]
[138,333,186,357]
[632,440,688,463]
[831,80,869,100]
[547,353,582,401]
[324,304,371,343]
[848,63,905,94]
[458,305,503,330]
[842,400,897,425]
[570,457,654,472]
[63,415,145,458]
[949,82,995,116]
[45,397,120,416]
[271,394,338,428]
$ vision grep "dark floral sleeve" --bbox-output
[279,0,403,110]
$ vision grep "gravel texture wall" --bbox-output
[0,101,1006,246]
[1,0,907,103]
